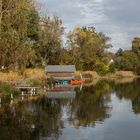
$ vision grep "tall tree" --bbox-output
[0,0,36,71]
[67,27,112,70]
[35,16,64,65]
[132,37,140,58]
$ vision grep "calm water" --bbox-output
[0,79,140,140]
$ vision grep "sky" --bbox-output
[38,0,140,52]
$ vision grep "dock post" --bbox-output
[47,85,50,90]
[58,82,60,87]
[33,88,36,95]
[11,94,13,99]
[56,83,58,87]
[51,84,54,89]
[0,97,1,108]
[33,88,34,95]
[44,86,46,92]
[80,84,83,91]
[22,91,24,100]
[31,88,33,96]
[11,94,13,104]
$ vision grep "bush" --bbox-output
[135,65,140,75]
[95,61,109,76]
[0,83,19,95]
[109,63,116,73]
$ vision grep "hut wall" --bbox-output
[47,72,74,78]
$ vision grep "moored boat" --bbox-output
[70,80,85,85]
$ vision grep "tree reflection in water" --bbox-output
[111,78,140,114]
[69,81,112,128]
[1,79,140,139]
[0,80,113,140]
[0,98,65,140]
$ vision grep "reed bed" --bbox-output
[0,68,46,83]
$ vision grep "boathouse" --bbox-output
[45,65,76,80]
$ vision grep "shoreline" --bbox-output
[0,69,139,96]
[0,69,46,86]
[76,70,139,85]
[0,69,139,85]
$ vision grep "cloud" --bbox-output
[37,0,140,52]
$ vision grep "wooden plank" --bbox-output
[16,86,40,89]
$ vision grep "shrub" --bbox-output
[135,65,140,75]
[0,83,19,95]
[109,63,116,73]
[95,61,109,76]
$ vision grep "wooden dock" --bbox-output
[16,86,40,94]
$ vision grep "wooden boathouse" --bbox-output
[45,65,76,80]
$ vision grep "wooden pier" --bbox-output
[16,86,40,95]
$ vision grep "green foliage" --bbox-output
[95,61,109,76]
[2,0,140,75]
[109,63,116,73]
[66,27,112,70]
[116,48,123,56]
[27,8,40,40]
[132,37,140,58]
[0,0,65,70]
[0,1,113,73]
[135,65,140,75]
[113,37,140,73]
[34,16,64,66]
[0,0,37,71]
[0,83,19,95]
[115,50,139,71]
[26,80,41,86]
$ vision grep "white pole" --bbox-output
[80,73,83,80]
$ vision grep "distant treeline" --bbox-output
[0,0,140,75]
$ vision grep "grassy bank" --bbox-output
[103,71,138,79]
[0,69,46,85]
[76,70,139,85]
[0,69,138,85]
[77,71,138,79]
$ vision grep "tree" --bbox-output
[67,27,112,70]
[115,50,139,71]
[132,37,140,57]
[0,0,37,70]
[27,7,40,41]
[116,48,123,56]
[35,16,64,65]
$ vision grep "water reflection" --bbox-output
[69,81,111,128]
[0,79,140,139]
[111,78,140,114]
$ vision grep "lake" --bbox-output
[0,78,140,140]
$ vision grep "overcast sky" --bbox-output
[38,0,140,52]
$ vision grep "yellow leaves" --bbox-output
[17,0,32,11]
[78,30,87,39]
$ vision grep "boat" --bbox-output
[70,80,85,85]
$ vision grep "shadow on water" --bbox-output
[0,78,140,139]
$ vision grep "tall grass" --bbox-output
[23,68,46,80]
[0,71,23,82]
[0,68,46,83]
[0,82,19,95]
[104,71,136,79]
